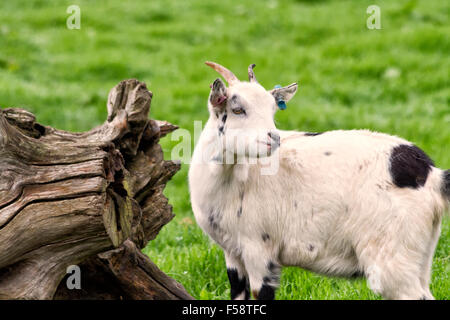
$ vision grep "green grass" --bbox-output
[0,0,448,299]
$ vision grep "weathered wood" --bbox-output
[0,79,192,300]
[54,240,194,300]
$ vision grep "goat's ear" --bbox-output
[269,83,298,106]
[209,78,228,110]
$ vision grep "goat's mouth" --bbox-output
[257,140,278,156]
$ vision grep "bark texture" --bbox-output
[0,79,193,300]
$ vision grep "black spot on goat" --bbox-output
[227,268,250,300]
[255,284,275,300]
[389,144,434,189]
[218,112,227,135]
[237,190,244,218]
[208,208,221,230]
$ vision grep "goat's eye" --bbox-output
[232,108,245,115]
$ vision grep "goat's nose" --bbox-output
[268,131,280,146]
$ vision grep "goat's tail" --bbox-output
[443,170,450,200]
[441,169,450,214]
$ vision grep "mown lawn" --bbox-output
[0,0,448,299]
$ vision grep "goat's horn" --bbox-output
[248,63,257,83]
[205,61,239,85]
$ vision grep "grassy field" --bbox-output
[0,0,448,299]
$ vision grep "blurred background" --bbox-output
[0,0,448,299]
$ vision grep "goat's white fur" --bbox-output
[189,65,448,300]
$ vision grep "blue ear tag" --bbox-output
[277,100,287,110]
[274,84,287,110]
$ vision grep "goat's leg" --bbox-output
[364,261,426,299]
[241,246,281,300]
[225,251,250,300]
[419,219,441,300]
[362,247,431,300]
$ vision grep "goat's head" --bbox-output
[205,61,298,159]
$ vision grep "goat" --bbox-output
[188,61,449,300]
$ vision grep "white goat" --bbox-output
[188,61,449,300]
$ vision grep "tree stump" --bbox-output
[0,79,193,300]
